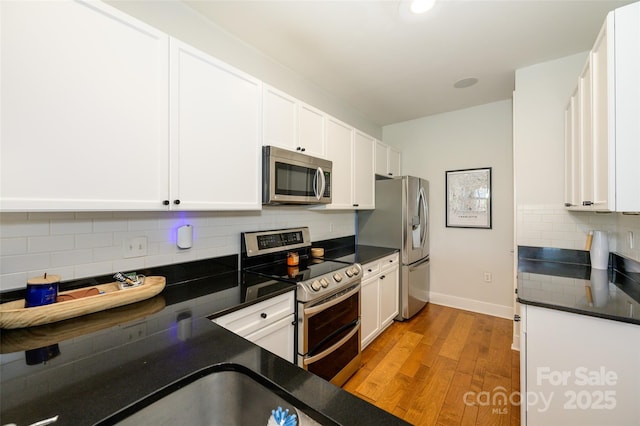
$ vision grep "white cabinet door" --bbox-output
[379,265,399,328]
[324,118,354,209]
[169,39,261,210]
[360,253,399,349]
[388,147,402,177]
[522,305,640,426]
[613,2,640,212]
[375,140,389,177]
[591,20,614,211]
[375,141,401,178]
[353,131,375,210]
[360,276,380,349]
[263,85,297,151]
[298,103,326,158]
[1,0,169,211]
[578,60,594,208]
[245,315,295,363]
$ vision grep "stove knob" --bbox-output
[311,280,322,291]
[345,269,353,277]
[333,273,343,282]
[352,267,360,275]
[320,277,330,288]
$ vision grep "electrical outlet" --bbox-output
[123,236,148,258]
[483,272,492,283]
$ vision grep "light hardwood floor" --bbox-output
[343,303,520,426]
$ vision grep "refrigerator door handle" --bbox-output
[418,187,428,247]
[409,256,430,270]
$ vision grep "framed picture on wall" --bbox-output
[446,167,492,229]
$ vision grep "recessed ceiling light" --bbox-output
[453,77,479,89]
[410,0,436,14]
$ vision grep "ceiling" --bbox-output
[183,0,633,126]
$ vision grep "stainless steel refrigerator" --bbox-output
[357,176,430,320]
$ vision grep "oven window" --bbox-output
[306,291,359,353]
[307,331,359,382]
[275,162,315,196]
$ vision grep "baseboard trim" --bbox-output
[429,291,514,320]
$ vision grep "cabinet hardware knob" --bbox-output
[260,313,267,319]
[514,314,521,322]
[564,203,573,207]
[162,200,170,206]
[353,204,359,207]
[388,173,393,176]
[296,147,301,151]
[174,199,181,205]
[301,148,305,152]
[582,201,593,206]
[367,269,372,272]
[380,275,386,279]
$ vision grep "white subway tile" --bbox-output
[51,219,92,235]
[1,253,50,274]
[0,272,28,291]
[74,262,115,279]
[51,249,93,268]
[28,235,74,253]
[0,238,27,256]
[93,219,127,233]
[75,233,113,249]
[0,220,49,238]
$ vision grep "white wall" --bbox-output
[514,53,640,261]
[0,208,354,292]
[105,0,381,139]
[383,100,514,319]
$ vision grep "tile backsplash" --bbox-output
[517,204,640,261]
[0,208,355,291]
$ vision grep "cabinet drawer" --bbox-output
[212,291,294,338]
[380,253,399,271]
[361,261,380,279]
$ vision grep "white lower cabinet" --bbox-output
[520,304,640,425]
[212,292,295,363]
[360,253,399,349]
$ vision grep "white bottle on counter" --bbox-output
[590,230,609,270]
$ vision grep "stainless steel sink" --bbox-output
[97,364,334,426]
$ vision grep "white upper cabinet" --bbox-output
[565,2,640,212]
[263,85,297,150]
[1,0,169,211]
[1,0,263,212]
[169,39,262,210]
[375,140,401,178]
[353,131,375,209]
[262,85,326,158]
[298,103,326,158]
[323,118,354,208]
[319,119,375,210]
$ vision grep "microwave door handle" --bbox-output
[316,167,325,200]
[313,168,319,200]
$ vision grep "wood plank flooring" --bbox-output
[343,303,520,426]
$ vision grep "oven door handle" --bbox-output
[303,322,359,366]
[304,284,360,317]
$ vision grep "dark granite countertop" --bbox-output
[1,249,408,426]
[517,247,640,326]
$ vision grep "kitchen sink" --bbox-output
[96,363,336,426]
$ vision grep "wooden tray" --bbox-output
[0,276,166,329]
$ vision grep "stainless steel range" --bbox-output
[241,227,362,386]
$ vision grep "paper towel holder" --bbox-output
[177,224,193,249]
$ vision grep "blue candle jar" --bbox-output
[25,274,60,308]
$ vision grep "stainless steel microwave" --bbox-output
[262,146,332,205]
